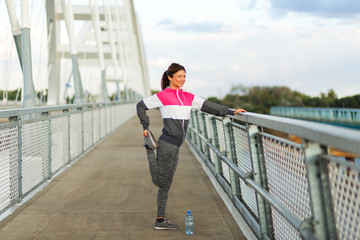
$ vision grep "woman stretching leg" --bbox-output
[136,63,246,230]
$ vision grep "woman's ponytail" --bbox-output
[161,63,186,90]
[161,71,170,90]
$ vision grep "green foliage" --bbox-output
[0,89,21,100]
[207,85,360,114]
[151,90,160,95]
[333,94,360,108]
[207,97,222,105]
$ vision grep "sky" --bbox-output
[133,0,360,99]
[0,1,49,96]
[1,1,359,100]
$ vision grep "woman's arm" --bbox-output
[191,95,246,116]
[200,100,246,116]
[136,100,150,130]
[136,94,164,133]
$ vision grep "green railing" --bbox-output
[270,107,360,126]
[186,110,360,240]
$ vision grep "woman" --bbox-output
[136,63,246,230]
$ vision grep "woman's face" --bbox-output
[169,70,186,89]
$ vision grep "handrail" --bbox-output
[0,101,134,118]
[234,112,360,155]
[186,110,360,240]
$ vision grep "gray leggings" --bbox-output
[146,140,179,217]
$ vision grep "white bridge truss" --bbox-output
[3,0,150,106]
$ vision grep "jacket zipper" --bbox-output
[176,89,186,145]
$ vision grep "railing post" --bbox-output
[248,124,274,239]
[91,104,94,147]
[81,106,84,153]
[223,118,241,198]
[200,112,211,161]
[318,156,337,240]
[189,110,196,144]
[304,141,337,240]
[43,111,52,180]
[18,116,23,202]
[209,116,223,176]
[9,116,23,203]
[66,108,71,163]
[105,103,108,136]
[193,111,202,151]
[99,104,102,140]
[110,104,113,132]
[104,103,107,138]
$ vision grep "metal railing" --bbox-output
[270,106,360,125]
[186,110,360,240]
[0,102,136,218]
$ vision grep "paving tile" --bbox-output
[94,230,129,240]
[0,230,41,240]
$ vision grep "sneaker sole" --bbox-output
[146,130,159,149]
[154,226,179,230]
[144,137,156,150]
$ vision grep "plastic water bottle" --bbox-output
[185,210,193,235]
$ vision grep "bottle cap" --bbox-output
[187,210,191,213]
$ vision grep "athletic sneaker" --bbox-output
[154,218,179,230]
[144,129,159,150]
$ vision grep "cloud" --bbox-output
[268,0,360,17]
[158,18,223,32]
[149,57,171,67]
[248,0,257,9]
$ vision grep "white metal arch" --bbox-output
[3,0,150,106]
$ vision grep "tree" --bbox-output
[320,89,337,107]
[207,97,222,105]
[206,85,359,114]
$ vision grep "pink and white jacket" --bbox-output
[136,87,235,146]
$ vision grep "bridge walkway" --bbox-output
[0,110,248,240]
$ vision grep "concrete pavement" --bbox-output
[0,110,249,240]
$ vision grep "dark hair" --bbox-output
[161,63,186,90]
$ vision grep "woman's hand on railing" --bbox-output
[143,129,148,137]
[234,108,247,114]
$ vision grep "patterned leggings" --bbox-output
[146,140,180,217]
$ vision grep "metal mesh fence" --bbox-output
[111,105,117,130]
[125,103,136,122]
[69,113,82,160]
[93,108,100,144]
[51,116,69,173]
[205,116,216,166]
[262,135,311,240]
[193,113,202,152]
[214,118,231,183]
[100,107,106,138]
[272,208,300,240]
[232,124,258,218]
[83,110,93,151]
[0,103,137,216]
[328,158,360,240]
[189,113,197,147]
[117,105,122,127]
[117,105,123,126]
[0,124,19,212]
[106,107,111,134]
[21,119,49,195]
[197,112,208,156]
[187,109,360,240]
